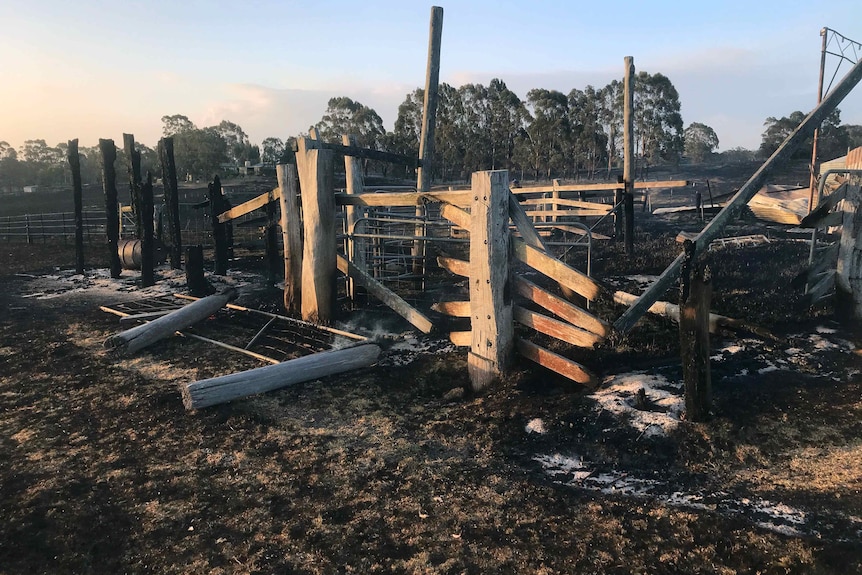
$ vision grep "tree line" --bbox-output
[4,69,862,193]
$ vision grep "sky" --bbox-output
[2,0,862,153]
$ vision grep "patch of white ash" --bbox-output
[590,372,684,438]
[534,453,857,540]
[376,334,456,367]
[525,418,547,435]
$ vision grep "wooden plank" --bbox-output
[336,254,433,333]
[449,331,471,347]
[514,305,602,348]
[515,337,596,387]
[468,170,514,391]
[614,56,862,334]
[182,344,381,410]
[634,180,689,190]
[431,301,470,317]
[297,142,336,324]
[508,191,549,252]
[512,237,602,301]
[511,182,621,194]
[294,138,420,168]
[513,277,611,337]
[437,256,469,277]
[335,189,472,208]
[816,210,845,229]
[118,310,174,324]
[524,209,611,218]
[807,269,836,304]
[520,198,613,212]
[440,203,470,230]
[218,188,280,223]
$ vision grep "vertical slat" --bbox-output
[276,164,302,313]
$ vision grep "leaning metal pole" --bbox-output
[614,55,862,335]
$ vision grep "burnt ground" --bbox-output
[2,173,862,573]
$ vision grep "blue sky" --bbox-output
[2,0,861,152]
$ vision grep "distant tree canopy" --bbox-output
[684,122,719,163]
[758,109,861,162]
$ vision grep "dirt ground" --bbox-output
[2,168,862,574]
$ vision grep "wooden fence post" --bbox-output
[158,137,182,269]
[468,170,514,392]
[140,172,155,287]
[342,134,366,302]
[209,175,229,275]
[68,139,85,274]
[413,5,444,280]
[100,139,122,278]
[679,240,711,422]
[623,56,635,255]
[123,133,143,238]
[265,187,280,284]
[276,164,302,313]
[296,139,336,324]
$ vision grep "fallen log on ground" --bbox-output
[612,290,777,340]
[182,343,381,410]
[104,288,237,354]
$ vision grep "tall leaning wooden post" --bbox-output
[158,137,182,269]
[99,139,122,278]
[623,56,636,255]
[468,170,514,392]
[413,5,444,281]
[276,163,302,313]
[296,138,336,324]
[67,139,85,274]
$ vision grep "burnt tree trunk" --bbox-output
[185,245,213,297]
[100,139,122,278]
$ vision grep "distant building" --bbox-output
[23,185,38,194]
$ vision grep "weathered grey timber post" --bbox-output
[100,139,122,278]
[276,164,302,313]
[158,137,182,269]
[296,138,336,324]
[679,241,712,422]
[68,139,85,274]
[614,175,624,240]
[123,133,143,238]
[209,175,229,275]
[342,134,366,302]
[413,6,444,280]
[623,56,635,255]
[467,170,514,392]
[140,172,155,287]
[264,187,280,284]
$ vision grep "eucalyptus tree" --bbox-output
[632,71,684,165]
[683,122,719,163]
[520,89,571,179]
[568,86,608,179]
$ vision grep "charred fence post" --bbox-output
[123,133,143,238]
[68,138,85,274]
[679,240,712,422]
[158,137,182,269]
[140,172,156,287]
[185,244,212,297]
[209,175,229,276]
[264,187,280,284]
[100,138,122,278]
